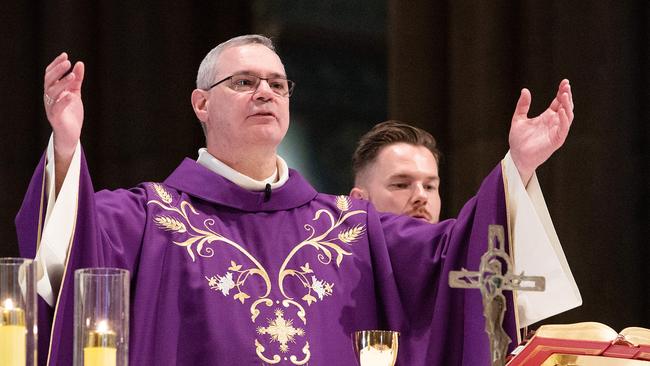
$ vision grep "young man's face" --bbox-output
[200,44,291,152]
[352,143,441,223]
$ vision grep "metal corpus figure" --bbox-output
[448,225,546,366]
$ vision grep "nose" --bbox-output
[411,184,428,205]
[253,79,275,101]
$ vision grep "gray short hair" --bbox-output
[196,34,276,90]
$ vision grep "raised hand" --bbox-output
[43,52,85,194]
[43,52,85,160]
[508,79,574,184]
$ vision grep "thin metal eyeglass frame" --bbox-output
[206,74,295,97]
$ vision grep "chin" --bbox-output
[248,132,285,146]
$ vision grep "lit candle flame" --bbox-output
[2,299,15,310]
[96,320,109,333]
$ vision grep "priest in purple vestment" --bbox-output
[16,35,575,365]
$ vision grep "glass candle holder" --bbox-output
[74,268,129,366]
[353,330,400,366]
[0,257,37,366]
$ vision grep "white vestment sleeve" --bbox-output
[35,135,81,306]
[503,151,582,327]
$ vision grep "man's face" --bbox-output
[200,44,290,152]
[353,143,441,223]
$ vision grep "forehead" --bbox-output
[215,44,286,77]
[373,143,439,176]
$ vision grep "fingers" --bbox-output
[44,54,85,106]
[556,106,571,145]
[558,79,573,111]
[51,62,85,97]
[69,61,85,92]
[44,58,72,89]
[513,88,531,119]
[46,72,76,100]
[560,91,574,122]
[550,79,573,111]
[566,80,575,112]
[45,52,68,73]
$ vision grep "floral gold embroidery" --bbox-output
[290,343,310,365]
[255,339,281,364]
[255,301,309,364]
[307,276,333,303]
[147,184,272,300]
[281,299,307,324]
[278,195,366,301]
[257,309,305,353]
[148,187,366,365]
[299,262,312,274]
[206,272,235,296]
[284,262,335,306]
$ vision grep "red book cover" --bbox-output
[507,322,650,365]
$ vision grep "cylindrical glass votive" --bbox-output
[74,268,129,366]
[0,258,37,366]
[353,330,400,366]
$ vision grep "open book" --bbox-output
[507,322,650,365]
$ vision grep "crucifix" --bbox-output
[449,225,545,366]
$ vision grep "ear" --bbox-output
[349,187,368,200]
[191,89,209,123]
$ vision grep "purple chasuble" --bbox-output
[16,152,516,365]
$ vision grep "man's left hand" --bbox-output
[509,79,574,185]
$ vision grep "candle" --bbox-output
[359,346,395,366]
[84,320,117,366]
[0,299,27,366]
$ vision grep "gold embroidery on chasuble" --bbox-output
[147,185,367,364]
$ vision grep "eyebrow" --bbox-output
[229,70,287,78]
[387,173,440,182]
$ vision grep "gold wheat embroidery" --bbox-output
[338,224,365,244]
[335,195,350,211]
[152,183,173,204]
[154,215,187,233]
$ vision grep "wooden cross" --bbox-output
[449,225,545,366]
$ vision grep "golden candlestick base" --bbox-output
[353,330,399,366]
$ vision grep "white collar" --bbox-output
[196,148,289,191]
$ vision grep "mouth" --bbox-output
[249,111,277,120]
[408,211,432,223]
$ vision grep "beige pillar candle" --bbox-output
[84,320,117,366]
[0,299,27,366]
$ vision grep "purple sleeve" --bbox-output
[15,153,52,366]
[15,148,149,365]
[16,153,47,260]
[367,163,517,365]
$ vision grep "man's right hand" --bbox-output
[43,52,85,194]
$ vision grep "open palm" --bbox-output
[509,79,574,184]
[44,52,85,156]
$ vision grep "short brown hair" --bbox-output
[352,120,441,180]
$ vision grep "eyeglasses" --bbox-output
[207,73,295,97]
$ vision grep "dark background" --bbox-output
[1,1,648,331]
